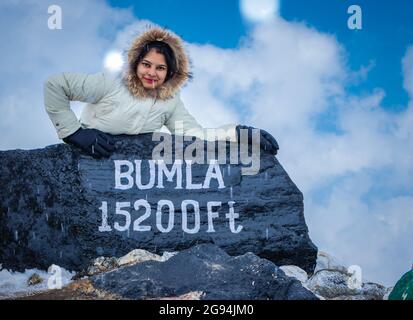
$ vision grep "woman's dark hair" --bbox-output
[132,41,177,82]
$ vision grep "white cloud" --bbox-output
[0,0,133,149]
[181,19,413,286]
[306,173,413,285]
[402,46,413,99]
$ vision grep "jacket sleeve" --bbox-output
[44,72,112,139]
[165,97,237,142]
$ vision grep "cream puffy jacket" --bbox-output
[44,28,237,142]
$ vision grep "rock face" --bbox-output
[90,244,317,300]
[0,133,317,274]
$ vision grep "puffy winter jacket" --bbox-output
[44,27,237,142]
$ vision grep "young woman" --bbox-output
[44,27,278,158]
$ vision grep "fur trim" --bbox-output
[124,27,190,100]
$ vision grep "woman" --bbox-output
[44,27,278,158]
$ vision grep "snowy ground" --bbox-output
[0,265,75,299]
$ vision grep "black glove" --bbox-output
[236,125,279,155]
[63,128,115,158]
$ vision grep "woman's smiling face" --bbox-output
[136,48,168,90]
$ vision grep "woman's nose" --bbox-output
[147,67,156,77]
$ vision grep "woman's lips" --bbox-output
[143,78,156,84]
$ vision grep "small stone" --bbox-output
[314,251,348,273]
[280,265,308,283]
[307,269,387,300]
[28,273,43,286]
[87,256,119,276]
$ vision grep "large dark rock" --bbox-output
[0,133,317,274]
[91,243,318,300]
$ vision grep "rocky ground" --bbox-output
[2,245,390,300]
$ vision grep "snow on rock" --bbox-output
[71,249,179,279]
[306,268,387,300]
[280,265,308,283]
[117,249,177,266]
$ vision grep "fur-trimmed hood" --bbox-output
[124,27,191,101]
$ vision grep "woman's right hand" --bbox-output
[63,128,116,158]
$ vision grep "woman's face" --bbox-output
[136,48,168,90]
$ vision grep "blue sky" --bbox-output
[109,0,413,111]
[1,0,412,287]
[281,0,413,112]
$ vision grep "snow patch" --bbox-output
[0,265,75,299]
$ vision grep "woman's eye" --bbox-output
[157,66,166,71]
[142,62,150,67]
